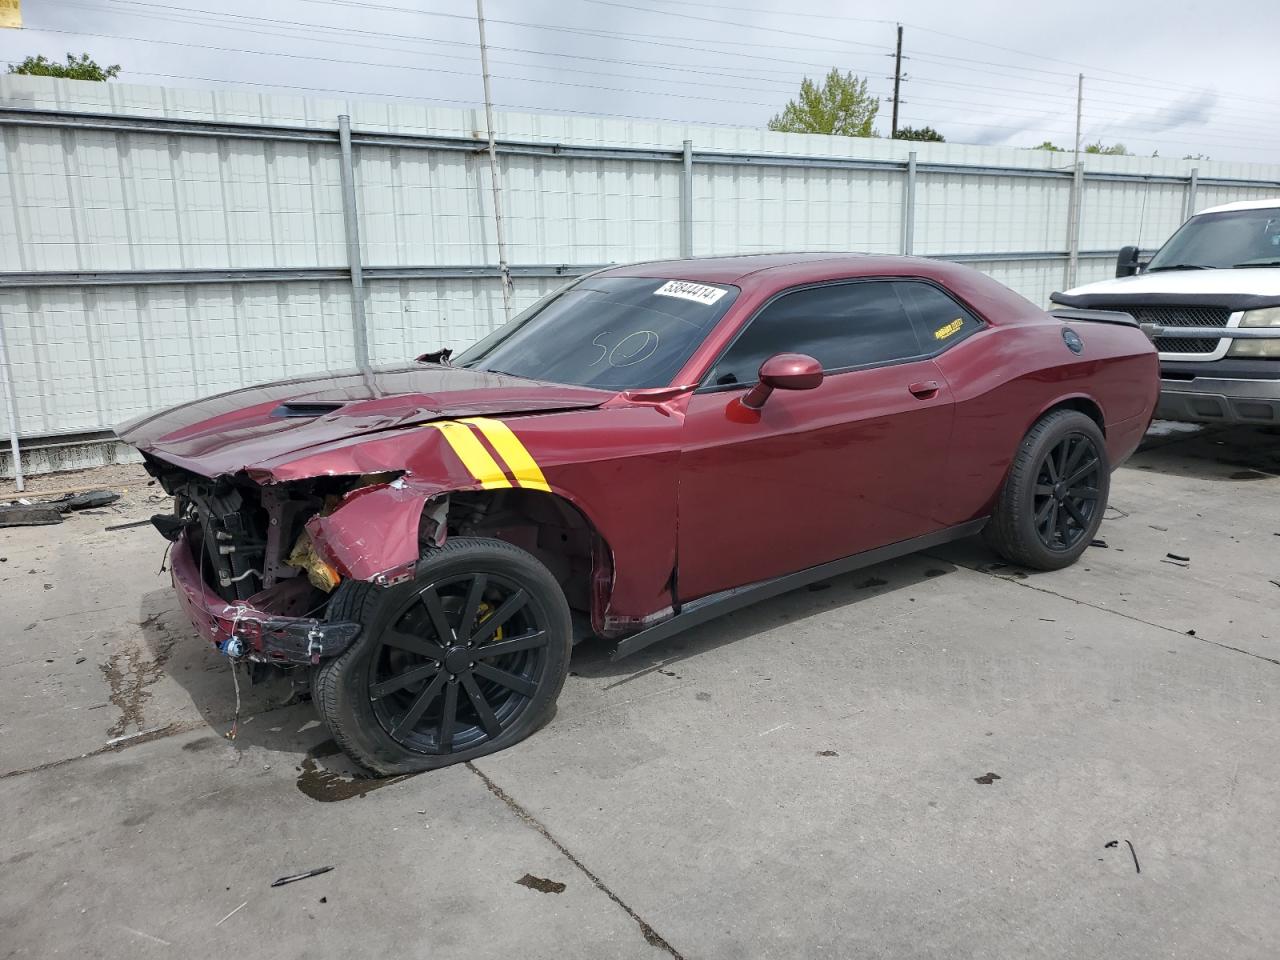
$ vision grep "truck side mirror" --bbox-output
[1116,245,1142,278]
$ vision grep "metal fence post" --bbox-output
[902,151,917,255]
[680,139,693,258]
[0,309,23,491]
[1065,159,1084,290]
[337,115,370,368]
[1185,167,1199,221]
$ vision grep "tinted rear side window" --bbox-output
[896,282,983,348]
[708,281,922,386]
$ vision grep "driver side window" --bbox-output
[707,280,922,386]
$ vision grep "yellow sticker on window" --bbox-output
[934,318,964,340]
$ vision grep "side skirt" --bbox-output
[610,518,989,661]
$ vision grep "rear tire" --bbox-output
[983,409,1110,571]
[314,537,572,775]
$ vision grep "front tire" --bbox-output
[983,409,1110,571]
[314,537,572,775]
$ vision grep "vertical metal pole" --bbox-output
[476,0,512,320]
[1185,167,1199,221]
[337,115,370,369]
[891,24,903,139]
[0,311,23,492]
[1065,72,1084,289]
[680,139,693,258]
[902,150,917,255]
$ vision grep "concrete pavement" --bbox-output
[2,424,1278,959]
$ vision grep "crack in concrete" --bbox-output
[938,553,1280,668]
[0,698,304,780]
[467,761,685,959]
[0,720,203,780]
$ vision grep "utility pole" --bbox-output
[1066,72,1084,289]
[475,0,512,320]
[891,23,903,138]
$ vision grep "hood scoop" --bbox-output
[271,401,348,419]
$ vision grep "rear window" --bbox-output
[896,282,983,348]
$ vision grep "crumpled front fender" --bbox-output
[306,479,444,584]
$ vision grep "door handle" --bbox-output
[908,379,940,399]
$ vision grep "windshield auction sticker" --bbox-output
[653,280,728,305]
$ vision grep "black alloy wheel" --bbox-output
[368,573,549,755]
[983,408,1111,572]
[314,537,572,775]
[1031,432,1102,552]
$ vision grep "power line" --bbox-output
[23,23,799,110]
[599,0,1265,106]
[60,0,1278,122]
[17,0,1273,157]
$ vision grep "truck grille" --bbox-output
[1093,303,1232,355]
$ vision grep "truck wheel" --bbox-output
[314,537,572,775]
[983,409,1110,572]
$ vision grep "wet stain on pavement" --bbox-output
[858,576,888,589]
[924,568,949,578]
[1229,469,1270,480]
[295,741,410,802]
[100,618,178,739]
[516,873,567,894]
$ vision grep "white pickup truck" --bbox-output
[1052,199,1280,425]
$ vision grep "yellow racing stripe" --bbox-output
[457,417,552,492]
[430,420,511,489]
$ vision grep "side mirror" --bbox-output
[1115,245,1142,278]
[740,353,823,410]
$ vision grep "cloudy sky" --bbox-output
[3,0,1278,162]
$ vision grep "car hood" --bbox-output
[1057,266,1280,304]
[117,363,614,478]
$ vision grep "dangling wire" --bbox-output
[226,606,245,741]
[227,656,242,742]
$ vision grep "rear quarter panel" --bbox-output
[933,316,1158,523]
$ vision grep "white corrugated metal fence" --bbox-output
[2,75,1279,476]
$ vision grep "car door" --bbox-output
[676,279,958,602]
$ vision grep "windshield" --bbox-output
[1146,208,1280,270]
[454,276,740,390]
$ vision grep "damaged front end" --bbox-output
[146,458,415,667]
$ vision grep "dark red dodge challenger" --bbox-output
[119,254,1158,773]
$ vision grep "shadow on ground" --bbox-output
[137,588,347,792]
[140,555,960,801]
[569,554,960,681]
[1130,422,1280,481]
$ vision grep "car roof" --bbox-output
[1196,198,1280,215]
[593,253,1042,326]
[598,252,938,285]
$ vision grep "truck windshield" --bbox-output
[1147,208,1280,270]
[454,276,740,390]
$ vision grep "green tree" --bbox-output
[1032,141,1065,151]
[1084,141,1129,155]
[768,68,880,138]
[7,53,121,81]
[894,125,944,142]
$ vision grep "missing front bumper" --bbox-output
[170,530,360,665]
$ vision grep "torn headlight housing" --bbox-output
[1228,306,1280,358]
